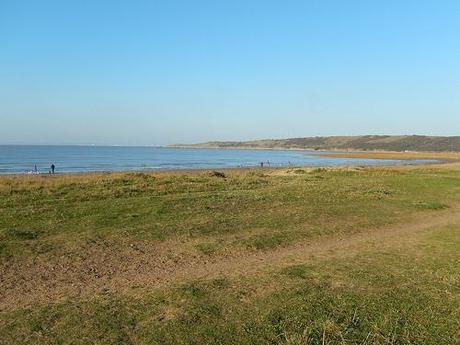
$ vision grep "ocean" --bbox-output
[0,145,432,174]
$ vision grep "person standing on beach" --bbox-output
[51,164,55,174]
[34,164,38,174]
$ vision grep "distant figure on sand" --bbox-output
[34,164,38,174]
[51,164,55,174]
[260,162,264,167]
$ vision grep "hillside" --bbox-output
[177,135,460,152]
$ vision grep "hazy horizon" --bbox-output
[1,1,459,146]
[1,133,460,147]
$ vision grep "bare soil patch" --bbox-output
[2,205,460,311]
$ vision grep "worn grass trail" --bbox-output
[1,166,460,344]
[2,202,460,311]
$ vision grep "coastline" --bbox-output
[171,145,460,161]
[0,158,452,179]
[2,147,458,178]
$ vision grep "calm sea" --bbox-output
[0,145,432,174]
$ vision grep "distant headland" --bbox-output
[173,135,460,152]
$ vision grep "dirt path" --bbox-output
[2,206,460,311]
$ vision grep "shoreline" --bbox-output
[171,145,460,163]
[171,144,460,156]
[0,159,449,178]
[2,149,458,178]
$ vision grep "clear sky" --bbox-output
[1,0,459,145]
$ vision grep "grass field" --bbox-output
[1,163,460,344]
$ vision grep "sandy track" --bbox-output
[1,206,460,311]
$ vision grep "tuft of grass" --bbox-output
[281,265,307,279]
[292,169,308,174]
[312,167,328,173]
[209,171,226,178]
[180,282,206,299]
[246,233,288,250]
[196,242,218,256]
[413,201,448,210]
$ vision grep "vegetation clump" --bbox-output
[210,171,226,178]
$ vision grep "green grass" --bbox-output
[195,242,218,256]
[413,201,449,210]
[1,167,460,259]
[2,225,459,344]
[1,167,460,344]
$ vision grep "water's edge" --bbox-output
[0,145,439,175]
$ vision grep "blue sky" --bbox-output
[1,0,459,145]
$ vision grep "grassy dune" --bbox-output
[1,164,460,344]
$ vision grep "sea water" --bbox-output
[0,145,435,174]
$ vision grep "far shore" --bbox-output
[169,144,460,159]
[171,145,460,162]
